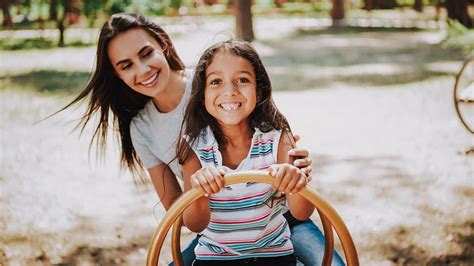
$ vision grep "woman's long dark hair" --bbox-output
[177,40,291,164]
[58,13,185,182]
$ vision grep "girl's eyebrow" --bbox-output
[115,45,151,67]
[205,70,254,79]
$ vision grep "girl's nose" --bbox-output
[223,82,237,96]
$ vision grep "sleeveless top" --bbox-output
[189,126,294,261]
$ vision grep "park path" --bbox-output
[1,17,472,265]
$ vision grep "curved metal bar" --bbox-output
[319,209,334,266]
[454,56,474,134]
[146,171,359,266]
[171,217,184,266]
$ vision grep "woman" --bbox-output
[60,13,343,265]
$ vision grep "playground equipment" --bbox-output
[454,56,474,134]
[146,171,359,266]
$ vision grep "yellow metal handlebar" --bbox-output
[146,171,359,266]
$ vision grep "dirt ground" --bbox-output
[1,17,473,265]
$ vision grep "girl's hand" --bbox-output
[269,164,307,195]
[190,166,226,197]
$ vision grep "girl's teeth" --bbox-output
[220,103,241,110]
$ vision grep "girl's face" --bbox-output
[107,28,171,98]
[204,50,257,128]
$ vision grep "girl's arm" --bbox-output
[274,130,315,221]
[148,164,182,210]
[182,152,225,232]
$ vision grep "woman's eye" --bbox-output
[142,50,153,57]
[121,64,132,71]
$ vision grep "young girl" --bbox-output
[60,13,342,265]
[177,40,315,265]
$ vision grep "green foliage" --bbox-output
[1,70,90,94]
[0,38,92,51]
[0,38,55,50]
[108,0,131,14]
[443,20,474,56]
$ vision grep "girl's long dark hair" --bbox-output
[57,13,185,182]
[177,40,291,164]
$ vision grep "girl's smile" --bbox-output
[204,50,257,127]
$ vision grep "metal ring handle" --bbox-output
[147,171,359,266]
[170,199,336,266]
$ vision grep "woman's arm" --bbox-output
[181,152,224,232]
[276,130,315,221]
[148,164,182,211]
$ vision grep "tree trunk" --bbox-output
[414,0,423,12]
[445,0,473,28]
[57,0,71,46]
[50,0,57,20]
[1,0,12,29]
[331,0,345,27]
[235,0,255,42]
[363,0,373,11]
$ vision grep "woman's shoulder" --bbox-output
[130,100,154,134]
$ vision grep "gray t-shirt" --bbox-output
[130,69,193,179]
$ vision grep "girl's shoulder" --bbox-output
[187,126,217,151]
[252,128,282,145]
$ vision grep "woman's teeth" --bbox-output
[141,72,158,86]
[219,103,242,110]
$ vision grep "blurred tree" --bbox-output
[414,0,423,12]
[445,0,472,28]
[1,0,13,29]
[83,0,106,27]
[56,0,71,46]
[50,0,57,20]
[331,0,345,26]
[235,0,254,41]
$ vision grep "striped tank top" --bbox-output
[189,126,293,261]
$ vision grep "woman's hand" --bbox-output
[190,166,226,197]
[268,163,308,195]
[288,134,312,180]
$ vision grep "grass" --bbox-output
[443,20,474,57]
[0,37,94,51]
[1,70,90,94]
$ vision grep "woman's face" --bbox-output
[204,50,257,128]
[107,28,171,98]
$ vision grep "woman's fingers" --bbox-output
[293,156,312,168]
[300,165,312,176]
[292,134,301,143]
[288,148,309,159]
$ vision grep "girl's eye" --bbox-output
[236,77,250,84]
[209,79,221,85]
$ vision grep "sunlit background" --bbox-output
[1,1,473,265]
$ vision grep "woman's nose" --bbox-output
[138,63,151,74]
